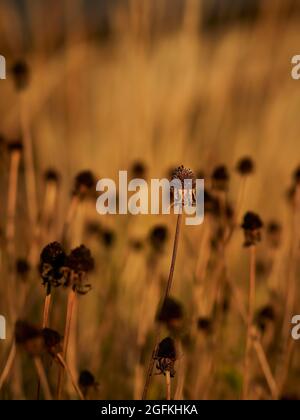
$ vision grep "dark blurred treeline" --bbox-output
[0,0,300,54]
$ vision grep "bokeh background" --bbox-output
[0,0,300,400]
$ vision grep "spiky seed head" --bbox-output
[171,165,196,188]
[66,245,94,273]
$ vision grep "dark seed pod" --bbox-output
[16,258,30,279]
[197,317,213,335]
[157,337,176,359]
[11,60,30,90]
[255,305,276,333]
[131,161,147,179]
[156,297,183,325]
[241,212,263,247]
[74,170,96,198]
[293,166,300,185]
[40,242,66,290]
[7,140,23,153]
[101,228,116,249]
[236,157,254,176]
[42,328,62,356]
[266,221,282,249]
[171,165,196,188]
[44,168,60,183]
[149,225,168,252]
[79,370,96,388]
[211,165,229,191]
[65,245,94,294]
[155,337,177,377]
[66,245,94,273]
[15,321,44,356]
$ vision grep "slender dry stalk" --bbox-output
[37,286,52,400]
[165,370,171,400]
[142,213,182,400]
[19,92,38,227]
[173,341,185,400]
[226,275,279,400]
[33,356,52,400]
[42,291,52,329]
[242,245,256,400]
[0,341,16,391]
[252,335,279,400]
[56,288,76,399]
[56,353,84,400]
[6,149,21,255]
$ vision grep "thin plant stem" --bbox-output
[56,288,76,399]
[0,341,16,391]
[19,92,38,227]
[165,370,171,401]
[242,245,256,400]
[37,286,52,400]
[33,357,52,400]
[42,291,52,329]
[252,337,279,400]
[6,150,21,256]
[56,353,84,400]
[226,275,278,400]
[142,213,182,400]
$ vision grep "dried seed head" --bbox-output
[156,337,177,377]
[293,166,300,185]
[66,245,94,273]
[241,212,263,231]
[74,170,96,198]
[241,211,263,247]
[211,165,229,191]
[79,370,96,388]
[42,328,62,355]
[16,258,30,278]
[15,321,44,356]
[40,242,66,267]
[197,317,213,335]
[149,225,168,252]
[157,297,183,325]
[266,221,282,249]
[131,161,147,179]
[157,337,176,359]
[101,228,116,249]
[40,242,66,289]
[65,245,94,294]
[236,157,254,176]
[44,168,60,183]
[15,321,41,344]
[171,165,196,188]
[7,140,23,153]
[255,305,276,333]
[11,60,30,90]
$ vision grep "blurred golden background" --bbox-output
[0,0,300,400]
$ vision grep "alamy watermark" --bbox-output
[291,315,300,340]
[291,55,300,80]
[0,54,6,79]
[0,315,6,340]
[96,171,204,225]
